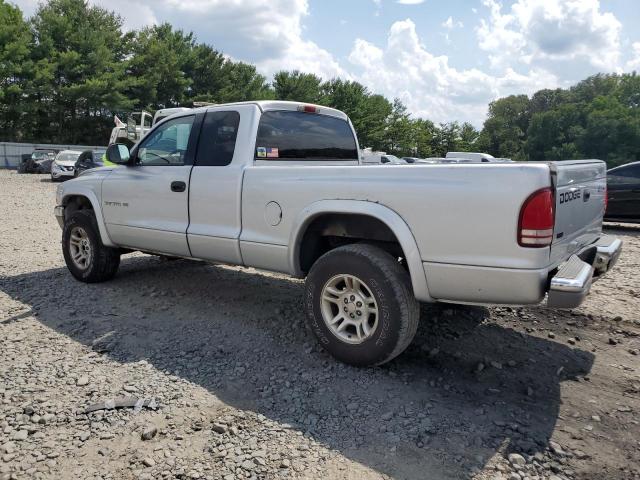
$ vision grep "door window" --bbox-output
[136,115,195,166]
[194,111,240,166]
[255,111,358,160]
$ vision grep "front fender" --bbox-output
[60,184,115,248]
[288,200,432,302]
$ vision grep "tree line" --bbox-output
[1,0,639,167]
[478,73,640,167]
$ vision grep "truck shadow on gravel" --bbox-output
[0,256,594,479]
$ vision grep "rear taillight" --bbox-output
[518,187,555,248]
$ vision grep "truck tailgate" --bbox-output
[550,160,607,266]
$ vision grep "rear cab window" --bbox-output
[255,111,358,161]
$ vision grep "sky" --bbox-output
[11,0,640,126]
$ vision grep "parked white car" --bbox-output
[362,154,405,164]
[50,150,83,181]
[54,101,622,366]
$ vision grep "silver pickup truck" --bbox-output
[54,101,622,366]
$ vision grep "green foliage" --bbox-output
[481,73,640,167]
[216,62,272,102]
[127,24,194,109]
[477,95,530,160]
[27,0,133,143]
[274,71,322,103]
[0,0,33,138]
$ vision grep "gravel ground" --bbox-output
[0,169,639,480]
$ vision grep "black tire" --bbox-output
[304,244,420,366]
[62,210,120,283]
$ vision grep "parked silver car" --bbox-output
[51,150,83,181]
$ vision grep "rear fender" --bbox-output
[289,200,432,302]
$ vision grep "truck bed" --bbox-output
[239,160,606,304]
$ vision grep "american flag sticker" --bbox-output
[266,147,279,158]
[257,147,266,158]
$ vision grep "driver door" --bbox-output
[102,114,197,256]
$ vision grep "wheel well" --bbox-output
[298,213,407,274]
[63,195,94,220]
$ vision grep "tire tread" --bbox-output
[63,210,120,283]
[306,243,420,366]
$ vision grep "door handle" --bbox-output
[171,181,186,192]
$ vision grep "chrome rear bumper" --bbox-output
[548,234,622,309]
[593,236,622,275]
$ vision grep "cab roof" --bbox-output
[192,100,348,121]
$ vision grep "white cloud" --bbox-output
[442,16,463,29]
[10,0,157,29]
[9,0,38,15]
[627,42,640,71]
[258,38,347,80]
[97,0,158,30]
[477,0,622,72]
[397,0,426,4]
[12,0,344,79]
[349,19,558,125]
[154,0,345,78]
[441,16,463,43]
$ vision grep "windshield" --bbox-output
[56,152,80,162]
[32,152,53,160]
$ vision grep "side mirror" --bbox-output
[106,144,130,165]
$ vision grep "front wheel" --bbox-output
[62,210,120,282]
[304,244,420,366]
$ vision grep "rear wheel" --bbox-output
[62,210,120,282]
[304,244,419,366]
